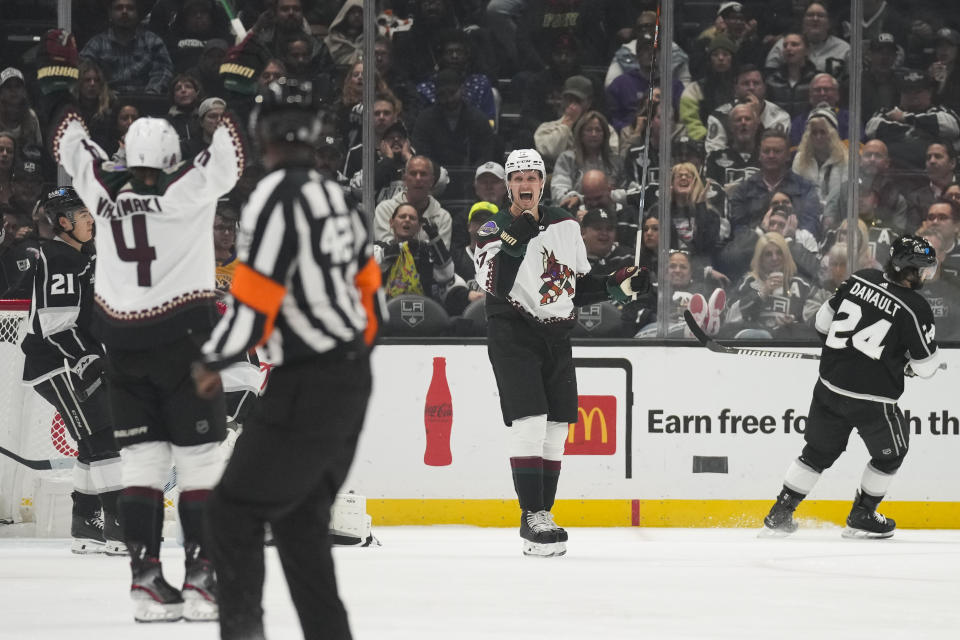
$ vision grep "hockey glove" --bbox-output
[37,29,79,96]
[220,32,268,96]
[606,266,651,303]
[498,211,540,257]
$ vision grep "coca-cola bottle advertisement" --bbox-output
[424,356,453,466]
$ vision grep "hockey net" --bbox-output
[0,300,77,524]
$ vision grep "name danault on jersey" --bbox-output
[848,280,901,316]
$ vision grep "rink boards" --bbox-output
[347,344,960,528]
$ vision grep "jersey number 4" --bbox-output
[824,299,892,359]
[111,215,157,287]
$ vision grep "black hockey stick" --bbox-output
[0,445,75,471]
[682,310,820,361]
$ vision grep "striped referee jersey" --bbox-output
[202,168,382,369]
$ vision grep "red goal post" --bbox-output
[0,300,77,525]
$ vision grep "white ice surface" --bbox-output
[2,526,959,640]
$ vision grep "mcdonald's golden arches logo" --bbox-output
[565,395,616,455]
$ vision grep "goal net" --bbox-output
[0,300,77,524]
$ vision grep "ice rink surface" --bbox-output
[2,526,958,640]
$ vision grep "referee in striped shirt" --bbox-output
[192,77,382,640]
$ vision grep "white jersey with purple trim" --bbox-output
[474,206,591,323]
[52,110,245,348]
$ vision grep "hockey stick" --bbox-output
[683,309,949,370]
[683,310,820,361]
[633,3,661,265]
[0,445,75,471]
[216,0,248,43]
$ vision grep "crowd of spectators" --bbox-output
[4,0,960,341]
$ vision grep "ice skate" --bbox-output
[520,511,563,557]
[759,493,800,538]
[102,510,126,556]
[131,559,183,622]
[842,492,895,539]
[70,511,105,554]
[182,550,218,622]
[541,511,568,554]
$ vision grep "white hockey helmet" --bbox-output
[504,148,545,180]
[124,117,182,170]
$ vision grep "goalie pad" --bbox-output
[330,493,378,547]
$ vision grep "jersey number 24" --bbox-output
[824,299,892,359]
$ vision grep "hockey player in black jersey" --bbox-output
[763,235,942,539]
[475,149,651,557]
[20,187,124,555]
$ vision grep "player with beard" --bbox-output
[762,235,943,539]
[474,149,651,557]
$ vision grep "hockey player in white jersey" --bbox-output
[20,187,124,555]
[37,29,263,622]
[474,149,651,557]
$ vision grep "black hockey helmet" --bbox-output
[41,186,87,234]
[249,77,322,146]
[887,234,937,288]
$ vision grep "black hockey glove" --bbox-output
[73,355,105,401]
[37,29,79,96]
[498,211,539,256]
[606,266,651,303]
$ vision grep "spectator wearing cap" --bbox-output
[185,97,225,158]
[704,64,791,154]
[80,0,174,95]
[164,0,232,74]
[789,73,850,147]
[765,32,819,119]
[860,33,905,121]
[865,69,960,172]
[411,68,497,197]
[449,161,508,270]
[705,101,761,186]
[765,2,850,78]
[930,27,960,111]
[451,201,497,285]
[823,139,910,235]
[0,68,42,150]
[534,75,618,166]
[514,31,596,149]
[679,34,738,141]
[581,208,633,272]
[10,148,44,213]
[691,3,765,78]
[187,38,230,99]
[324,0,364,67]
[791,107,848,209]
[605,11,692,90]
[905,142,958,230]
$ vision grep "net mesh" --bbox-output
[0,302,76,523]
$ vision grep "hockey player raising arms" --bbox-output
[763,235,943,539]
[475,149,650,557]
[36,30,258,621]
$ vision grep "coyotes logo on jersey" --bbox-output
[539,249,575,305]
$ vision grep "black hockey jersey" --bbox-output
[815,268,940,403]
[21,238,102,385]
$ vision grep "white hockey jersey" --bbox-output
[474,206,591,324]
[53,109,245,348]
